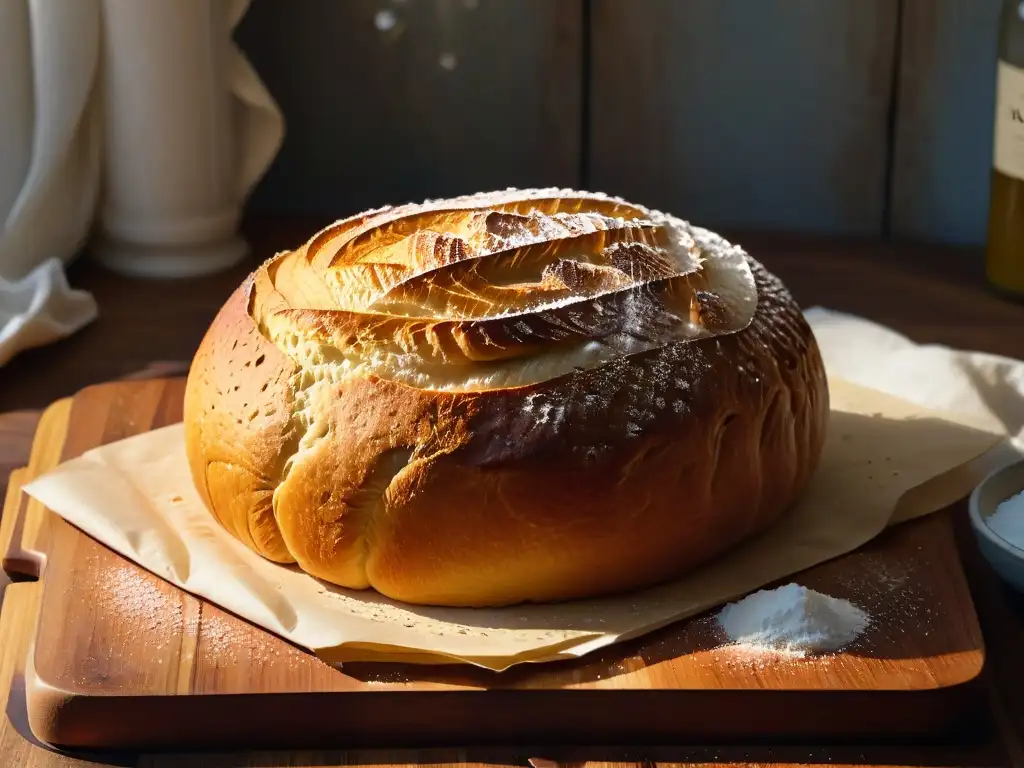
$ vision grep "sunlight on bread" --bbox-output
[183,188,830,608]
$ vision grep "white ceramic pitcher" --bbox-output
[93,0,285,278]
[0,0,285,366]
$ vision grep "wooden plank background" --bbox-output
[234,0,1005,246]
[891,0,1002,245]
[236,0,583,216]
[589,0,899,236]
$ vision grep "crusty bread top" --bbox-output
[249,188,761,394]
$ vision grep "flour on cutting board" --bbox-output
[716,583,870,657]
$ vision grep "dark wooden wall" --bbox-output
[235,0,1003,245]
[892,0,1003,245]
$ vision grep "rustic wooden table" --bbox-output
[2,218,1024,767]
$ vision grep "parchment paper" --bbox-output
[806,306,1024,453]
[21,311,1019,671]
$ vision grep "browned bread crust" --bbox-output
[183,189,829,607]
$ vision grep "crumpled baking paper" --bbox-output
[805,306,1024,454]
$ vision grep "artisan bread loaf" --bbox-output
[183,189,829,608]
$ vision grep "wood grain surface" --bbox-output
[588,0,899,235]
[63,1,976,241]
[0,412,40,500]
[0,375,989,753]
[226,0,1008,244]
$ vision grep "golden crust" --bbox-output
[183,278,298,563]
[183,189,829,607]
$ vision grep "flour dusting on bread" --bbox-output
[183,189,829,608]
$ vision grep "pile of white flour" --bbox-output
[716,583,869,656]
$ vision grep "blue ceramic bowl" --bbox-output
[969,458,1024,594]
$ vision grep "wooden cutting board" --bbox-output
[0,379,987,752]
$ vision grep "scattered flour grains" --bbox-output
[717,583,870,657]
[987,490,1024,549]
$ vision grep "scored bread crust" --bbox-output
[183,189,829,608]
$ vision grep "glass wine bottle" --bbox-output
[986,0,1024,298]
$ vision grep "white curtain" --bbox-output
[0,0,284,368]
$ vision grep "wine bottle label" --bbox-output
[994,60,1024,181]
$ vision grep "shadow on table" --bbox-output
[8,739,1002,768]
